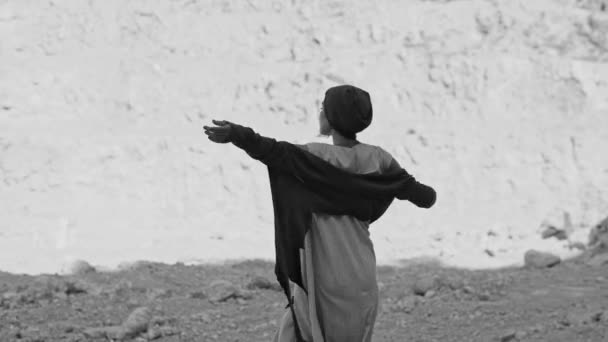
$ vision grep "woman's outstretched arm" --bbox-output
[204,119,436,208]
[384,157,436,208]
[203,119,290,167]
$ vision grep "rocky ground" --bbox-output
[1,251,607,342]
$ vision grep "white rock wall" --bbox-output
[1,0,607,274]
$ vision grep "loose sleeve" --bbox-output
[382,152,437,209]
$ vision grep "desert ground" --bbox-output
[1,250,608,342]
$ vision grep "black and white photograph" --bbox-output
[1,0,608,341]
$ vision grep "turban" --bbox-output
[323,85,373,138]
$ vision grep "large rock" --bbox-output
[524,250,561,268]
[61,260,96,276]
[588,216,608,255]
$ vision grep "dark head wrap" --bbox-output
[323,85,373,139]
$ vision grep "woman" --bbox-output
[204,84,436,342]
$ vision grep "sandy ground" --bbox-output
[1,255,608,342]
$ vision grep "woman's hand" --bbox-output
[204,120,233,144]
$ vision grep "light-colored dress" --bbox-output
[273,142,394,342]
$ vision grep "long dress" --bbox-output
[273,142,394,342]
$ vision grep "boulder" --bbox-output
[588,216,608,255]
[524,250,561,268]
[61,260,96,276]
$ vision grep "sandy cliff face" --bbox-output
[1,0,607,274]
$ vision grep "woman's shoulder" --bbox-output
[302,141,390,155]
[302,142,394,171]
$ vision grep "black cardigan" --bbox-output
[227,123,436,303]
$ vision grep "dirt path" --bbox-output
[1,258,607,341]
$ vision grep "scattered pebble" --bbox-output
[392,295,419,313]
[189,290,208,299]
[499,330,517,342]
[246,276,280,291]
[205,280,254,303]
[119,306,152,339]
[541,227,568,240]
[585,253,608,267]
[411,275,437,296]
[147,288,173,300]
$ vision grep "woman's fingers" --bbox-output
[204,125,230,132]
[207,134,229,143]
[212,119,231,126]
[203,120,231,144]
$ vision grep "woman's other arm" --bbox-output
[383,153,436,209]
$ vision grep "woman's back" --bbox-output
[302,142,392,175]
[294,141,393,342]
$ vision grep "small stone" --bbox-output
[147,328,162,340]
[445,276,464,290]
[207,280,239,302]
[2,291,18,301]
[586,253,608,267]
[568,241,586,251]
[119,307,151,339]
[64,281,88,296]
[524,250,561,268]
[393,295,419,313]
[246,276,280,291]
[541,226,567,240]
[188,291,207,299]
[147,288,172,300]
[499,330,517,342]
[514,330,527,339]
[159,326,179,337]
[104,326,124,340]
[412,275,437,296]
[191,312,212,323]
[83,326,121,339]
[528,324,545,333]
[477,292,491,301]
[565,310,603,326]
[462,286,475,294]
